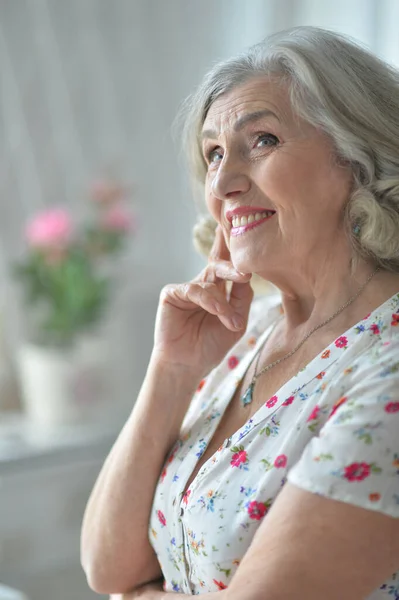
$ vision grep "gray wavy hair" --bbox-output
[176,26,399,275]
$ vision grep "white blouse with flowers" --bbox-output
[148,291,399,597]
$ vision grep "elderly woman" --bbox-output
[81,26,399,599]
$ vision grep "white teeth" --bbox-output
[231,211,274,228]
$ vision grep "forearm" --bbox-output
[81,356,202,592]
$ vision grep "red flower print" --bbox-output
[307,405,320,422]
[231,450,247,467]
[228,355,239,369]
[344,462,371,482]
[274,454,287,468]
[167,447,178,464]
[247,500,267,520]
[316,371,326,379]
[213,580,228,590]
[156,509,167,527]
[363,312,371,320]
[329,396,347,420]
[335,336,348,348]
[160,467,167,482]
[391,313,399,327]
[321,349,330,359]
[197,379,206,392]
[182,489,191,505]
[385,401,399,413]
[282,395,294,406]
[370,323,380,335]
[369,493,381,502]
[266,395,278,408]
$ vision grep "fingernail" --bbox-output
[232,313,244,329]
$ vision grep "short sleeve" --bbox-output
[287,341,399,518]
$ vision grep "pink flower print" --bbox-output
[391,313,399,327]
[370,323,380,335]
[274,454,287,468]
[335,336,348,348]
[385,401,399,414]
[307,405,320,422]
[321,349,330,359]
[156,509,167,527]
[247,500,267,520]
[182,489,191,505]
[329,396,347,420]
[344,462,371,482]
[231,449,247,468]
[228,355,239,369]
[282,395,294,406]
[266,395,278,408]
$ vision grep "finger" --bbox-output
[165,282,246,331]
[228,280,254,326]
[195,260,252,285]
[208,225,231,262]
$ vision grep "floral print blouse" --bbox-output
[149,291,399,597]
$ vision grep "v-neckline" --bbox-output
[180,290,399,500]
[229,290,399,439]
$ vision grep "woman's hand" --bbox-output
[152,225,253,377]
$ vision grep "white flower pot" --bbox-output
[16,335,108,428]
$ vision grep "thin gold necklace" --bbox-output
[241,265,380,407]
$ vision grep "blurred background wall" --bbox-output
[1,0,399,415]
[0,1,399,599]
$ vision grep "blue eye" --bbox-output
[206,148,223,164]
[255,133,279,147]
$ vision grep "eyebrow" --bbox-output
[201,109,280,140]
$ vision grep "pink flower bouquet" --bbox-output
[13,180,135,347]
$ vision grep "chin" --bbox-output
[230,248,262,274]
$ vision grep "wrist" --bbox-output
[148,351,206,385]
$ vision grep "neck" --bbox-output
[266,261,399,347]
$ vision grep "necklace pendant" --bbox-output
[242,382,255,407]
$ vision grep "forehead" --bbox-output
[202,77,291,134]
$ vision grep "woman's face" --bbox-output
[201,77,353,279]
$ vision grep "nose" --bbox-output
[211,157,251,201]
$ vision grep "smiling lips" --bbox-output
[229,210,276,237]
